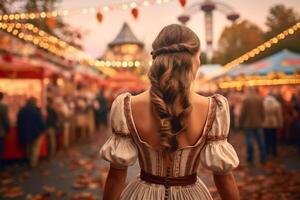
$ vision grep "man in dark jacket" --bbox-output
[240,87,267,164]
[0,92,10,169]
[17,97,46,167]
[95,90,108,132]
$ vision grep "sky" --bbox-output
[60,0,300,58]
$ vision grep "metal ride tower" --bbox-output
[178,0,240,61]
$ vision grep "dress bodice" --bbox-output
[100,92,239,178]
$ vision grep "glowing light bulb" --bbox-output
[122,61,128,67]
[15,14,20,20]
[134,61,141,67]
[131,2,137,8]
[15,23,21,29]
[103,6,109,12]
[116,61,122,67]
[12,30,18,35]
[122,4,128,10]
[40,12,46,18]
[52,11,58,17]
[82,8,88,14]
[271,38,278,44]
[105,61,111,67]
[18,32,24,39]
[27,24,34,30]
[9,14,14,20]
[38,30,45,37]
[277,33,285,39]
[288,28,294,34]
[32,27,39,33]
[29,13,36,19]
[63,10,69,16]
[33,38,39,44]
[265,42,271,48]
[259,45,265,51]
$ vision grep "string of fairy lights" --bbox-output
[0,0,178,74]
[199,21,300,88]
[0,21,142,75]
[219,77,300,89]
[212,21,300,89]
[0,0,175,22]
[223,22,300,70]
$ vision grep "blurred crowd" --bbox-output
[225,86,300,164]
[0,89,110,169]
[1,85,300,169]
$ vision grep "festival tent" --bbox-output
[228,49,300,77]
[196,64,226,80]
[225,64,247,77]
[105,70,148,91]
[0,55,62,78]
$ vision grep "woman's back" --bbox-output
[100,92,239,200]
[131,90,209,150]
[100,24,240,200]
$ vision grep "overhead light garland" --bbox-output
[223,22,300,70]
[212,22,300,89]
[202,21,300,81]
[0,0,175,22]
[219,76,300,89]
[0,21,142,77]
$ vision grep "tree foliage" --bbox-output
[212,20,264,65]
[263,4,300,55]
[212,4,300,65]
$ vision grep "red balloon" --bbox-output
[96,12,103,23]
[131,8,139,19]
[179,0,187,7]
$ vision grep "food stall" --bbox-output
[0,55,58,160]
[217,49,300,92]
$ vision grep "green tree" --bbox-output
[263,4,300,55]
[212,20,264,64]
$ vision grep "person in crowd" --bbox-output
[0,92,10,170]
[280,92,298,145]
[55,97,71,149]
[86,97,95,139]
[227,92,237,133]
[294,88,300,154]
[240,87,266,164]
[263,92,283,157]
[46,98,58,158]
[95,90,108,133]
[75,97,88,140]
[17,97,46,168]
[100,24,239,200]
[67,97,76,144]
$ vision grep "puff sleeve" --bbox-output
[200,94,239,175]
[99,93,138,169]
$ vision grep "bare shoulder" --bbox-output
[131,90,149,103]
[130,90,151,112]
[191,92,210,108]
